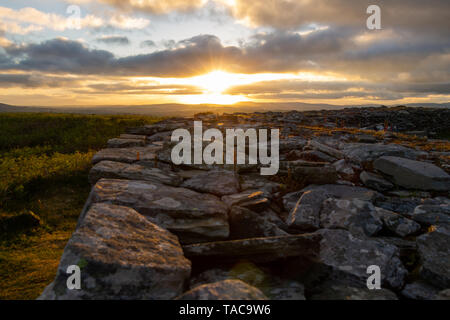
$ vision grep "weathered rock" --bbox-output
[127,122,183,135]
[372,207,421,237]
[107,138,145,148]
[311,282,398,300]
[183,233,321,264]
[280,162,338,184]
[181,170,240,196]
[89,179,229,244]
[401,281,440,300]
[89,161,182,186]
[332,159,359,181]
[229,206,288,239]
[434,289,450,300]
[373,156,450,191]
[295,150,336,163]
[343,143,426,166]
[287,189,329,230]
[39,203,191,300]
[279,137,307,152]
[176,280,268,300]
[119,134,146,140]
[222,190,270,212]
[360,171,394,191]
[416,230,450,289]
[320,198,383,237]
[240,174,280,194]
[189,264,306,300]
[309,140,344,159]
[411,204,450,232]
[316,229,407,289]
[92,146,162,164]
[301,184,382,202]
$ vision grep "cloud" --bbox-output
[0,6,150,35]
[96,35,130,45]
[81,0,208,14]
[140,40,156,48]
[218,0,450,32]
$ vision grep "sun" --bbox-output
[188,71,239,94]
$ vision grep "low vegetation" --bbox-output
[0,112,161,299]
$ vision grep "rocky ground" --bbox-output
[40,106,449,300]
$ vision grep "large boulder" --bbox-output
[39,203,191,300]
[176,280,268,300]
[88,179,229,244]
[373,156,450,191]
[89,161,182,186]
[316,229,407,289]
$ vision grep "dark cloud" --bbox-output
[96,35,130,45]
[140,40,156,48]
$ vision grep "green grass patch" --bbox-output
[0,112,161,299]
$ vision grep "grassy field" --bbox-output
[0,113,161,299]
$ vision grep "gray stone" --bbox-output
[107,138,145,148]
[287,189,329,230]
[38,203,191,300]
[89,179,229,244]
[360,171,394,191]
[229,206,288,239]
[280,162,338,185]
[309,140,344,159]
[92,146,162,164]
[320,198,383,237]
[401,281,439,300]
[373,156,450,191]
[434,289,450,300]
[183,233,321,264]
[301,184,382,202]
[416,230,450,289]
[240,174,280,194]
[311,282,398,300]
[89,161,182,186]
[316,229,407,289]
[372,207,421,237]
[343,143,426,165]
[411,204,450,232]
[222,190,270,212]
[181,170,240,196]
[176,280,268,300]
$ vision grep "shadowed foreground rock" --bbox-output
[183,233,321,264]
[176,280,268,300]
[39,203,191,300]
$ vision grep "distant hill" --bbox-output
[0,101,448,116]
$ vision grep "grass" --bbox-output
[0,112,161,300]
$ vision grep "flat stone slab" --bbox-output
[89,179,229,244]
[107,138,146,148]
[343,143,426,165]
[374,156,450,191]
[183,233,321,264]
[181,170,240,196]
[39,203,191,300]
[89,160,182,186]
[92,146,162,164]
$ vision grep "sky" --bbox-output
[0,0,449,107]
